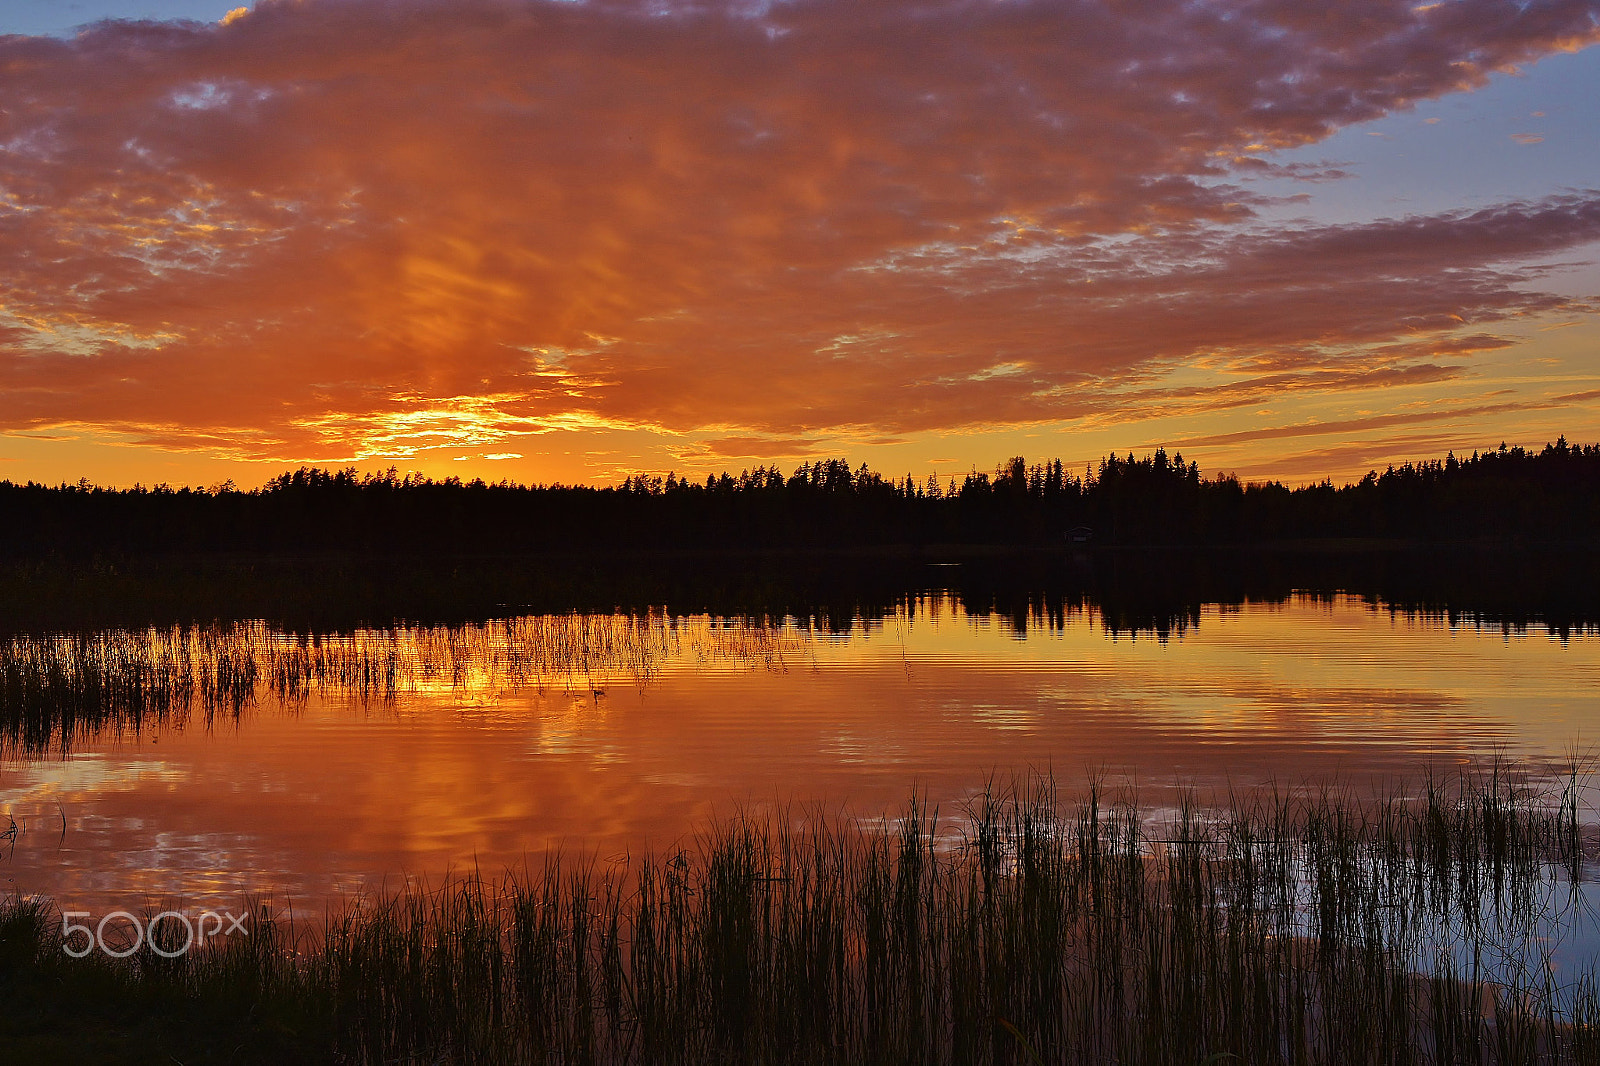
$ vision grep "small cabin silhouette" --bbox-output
[1064,526,1094,543]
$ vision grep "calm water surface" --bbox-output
[2,592,1597,916]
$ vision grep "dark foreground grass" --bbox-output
[3,769,1599,1065]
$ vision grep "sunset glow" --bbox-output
[2,0,1597,487]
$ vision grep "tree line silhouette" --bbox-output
[2,438,1596,558]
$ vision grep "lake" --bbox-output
[3,585,1596,918]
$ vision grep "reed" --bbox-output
[0,613,811,756]
[3,767,1596,1064]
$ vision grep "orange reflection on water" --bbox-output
[2,594,1595,916]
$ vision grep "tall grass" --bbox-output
[4,769,1596,1064]
[0,625,260,756]
[0,613,807,756]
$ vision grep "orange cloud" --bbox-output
[1,0,1598,467]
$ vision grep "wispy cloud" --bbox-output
[1171,401,1556,449]
[1,0,1597,465]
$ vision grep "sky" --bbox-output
[1,0,1597,490]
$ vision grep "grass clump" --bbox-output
[0,894,332,1064]
[3,768,1598,1064]
[0,614,803,756]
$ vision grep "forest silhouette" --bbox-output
[2,438,1596,558]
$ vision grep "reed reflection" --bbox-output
[2,595,1594,759]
